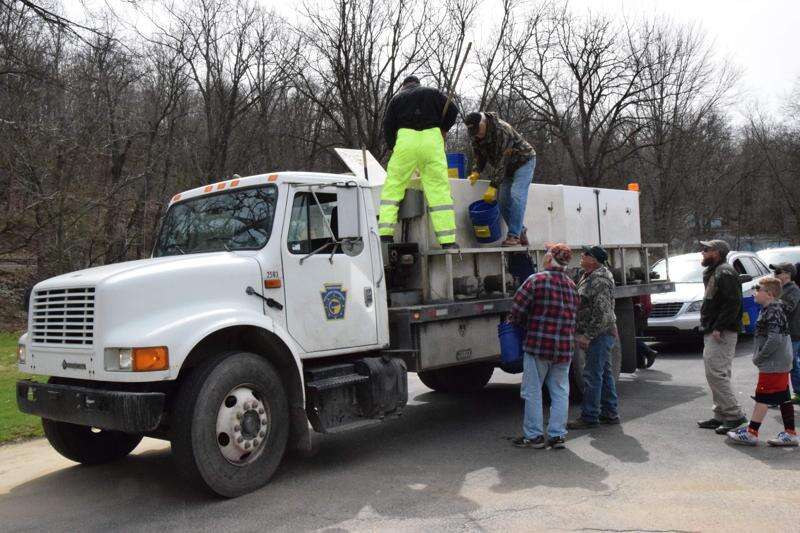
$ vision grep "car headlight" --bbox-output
[686,300,703,313]
[17,344,26,365]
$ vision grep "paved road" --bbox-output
[1,338,798,532]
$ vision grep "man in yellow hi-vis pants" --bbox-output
[380,76,459,248]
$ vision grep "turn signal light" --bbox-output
[264,279,282,289]
[132,347,169,372]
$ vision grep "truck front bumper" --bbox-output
[17,380,165,433]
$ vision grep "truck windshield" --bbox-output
[651,257,704,283]
[154,185,278,257]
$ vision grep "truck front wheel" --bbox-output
[171,351,289,498]
[42,419,143,465]
[417,363,494,393]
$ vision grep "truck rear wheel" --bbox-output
[42,419,143,465]
[171,351,289,498]
[417,363,494,393]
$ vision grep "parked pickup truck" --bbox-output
[16,159,673,497]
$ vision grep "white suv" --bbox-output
[646,251,770,341]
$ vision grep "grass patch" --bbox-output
[0,331,41,443]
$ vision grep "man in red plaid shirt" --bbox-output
[509,243,578,449]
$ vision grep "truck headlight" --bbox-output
[17,344,26,365]
[686,300,703,313]
[106,347,168,372]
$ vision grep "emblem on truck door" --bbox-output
[321,283,347,320]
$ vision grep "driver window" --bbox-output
[287,192,340,255]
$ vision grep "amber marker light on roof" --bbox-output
[171,194,181,203]
[268,174,278,182]
[132,347,169,372]
[627,182,640,192]
[204,185,213,192]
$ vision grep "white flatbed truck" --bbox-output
[16,156,673,497]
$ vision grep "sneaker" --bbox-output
[599,414,621,425]
[547,435,566,449]
[567,418,598,430]
[501,236,521,247]
[715,417,748,435]
[791,394,800,405]
[727,427,758,446]
[767,431,800,447]
[512,435,546,449]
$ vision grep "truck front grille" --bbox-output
[31,287,95,345]
[651,302,684,318]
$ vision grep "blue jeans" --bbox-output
[791,341,800,395]
[521,352,570,438]
[580,334,618,423]
[498,157,535,237]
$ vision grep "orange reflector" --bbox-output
[171,194,181,203]
[230,179,240,187]
[627,182,640,192]
[204,185,213,193]
[268,174,278,182]
[217,182,226,190]
[132,347,169,372]
[264,279,282,289]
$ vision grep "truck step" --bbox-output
[305,373,369,393]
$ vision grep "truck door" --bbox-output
[281,185,379,352]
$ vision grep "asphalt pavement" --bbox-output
[1,337,798,532]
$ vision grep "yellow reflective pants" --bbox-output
[379,128,456,244]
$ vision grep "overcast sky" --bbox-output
[67,0,800,119]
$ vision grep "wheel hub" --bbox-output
[215,385,270,465]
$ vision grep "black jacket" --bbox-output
[700,260,742,333]
[383,83,458,149]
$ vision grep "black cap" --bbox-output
[401,75,420,86]
[463,112,482,134]
[770,262,797,277]
[582,245,609,264]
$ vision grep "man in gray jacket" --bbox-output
[726,277,798,446]
[771,262,800,403]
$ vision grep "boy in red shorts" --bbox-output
[728,277,798,446]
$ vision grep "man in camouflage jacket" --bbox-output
[464,112,536,246]
[568,246,620,429]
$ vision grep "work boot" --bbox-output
[697,418,722,429]
[599,414,621,425]
[441,242,459,250]
[501,236,521,247]
[715,417,748,435]
[519,228,529,246]
[567,418,598,430]
[380,235,394,244]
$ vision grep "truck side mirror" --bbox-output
[336,186,364,257]
[739,274,753,284]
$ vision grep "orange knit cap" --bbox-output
[545,242,573,266]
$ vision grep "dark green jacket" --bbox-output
[700,261,742,333]
[469,112,535,188]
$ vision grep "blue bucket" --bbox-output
[469,200,502,243]
[498,322,524,374]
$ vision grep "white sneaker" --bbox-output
[727,427,758,446]
[767,431,800,447]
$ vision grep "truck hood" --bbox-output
[35,253,248,290]
[650,282,704,305]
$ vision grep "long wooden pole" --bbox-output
[442,41,472,120]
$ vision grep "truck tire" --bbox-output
[417,363,494,393]
[42,419,143,465]
[171,351,289,498]
[568,342,622,404]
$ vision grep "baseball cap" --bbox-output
[545,242,572,266]
[699,239,730,257]
[463,112,482,134]
[770,262,797,277]
[582,245,608,264]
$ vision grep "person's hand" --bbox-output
[483,186,497,203]
[468,171,480,185]
[577,335,590,350]
[712,330,722,342]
